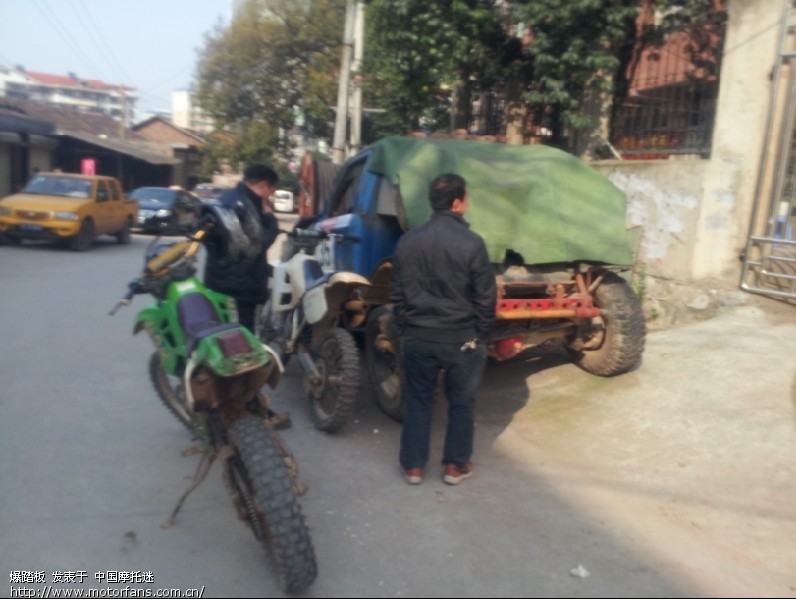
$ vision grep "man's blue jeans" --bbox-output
[399,335,487,470]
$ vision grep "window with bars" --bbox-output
[610,8,727,159]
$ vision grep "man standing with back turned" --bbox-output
[389,173,497,486]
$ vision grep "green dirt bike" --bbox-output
[110,223,317,594]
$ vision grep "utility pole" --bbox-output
[332,0,356,164]
[349,1,365,155]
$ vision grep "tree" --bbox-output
[515,0,640,150]
[195,0,345,166]
[361,0,513,138]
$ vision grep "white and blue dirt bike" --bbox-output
[110,223,317,594]
[257,227,370,433]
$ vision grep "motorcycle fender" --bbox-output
[133,303,163,336]
[325,272,371,322]
[304,286,328,324]
[191,327,272,377]
[327,272,371,288]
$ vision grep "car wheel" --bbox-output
[68,219,94,252]
[116,218,132,244]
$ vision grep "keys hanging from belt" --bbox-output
[460,338,478,353]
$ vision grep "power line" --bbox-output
[67,0,131,83]
[31,0,110,81]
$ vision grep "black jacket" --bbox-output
[203,182,279,304]
[389,211,496,343]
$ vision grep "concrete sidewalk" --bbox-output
[479,296,796,597]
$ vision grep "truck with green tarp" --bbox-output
[273,135,646,421]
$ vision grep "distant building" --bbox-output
[0,64,137,126]
[172,90,214,134]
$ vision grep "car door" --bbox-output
[93,180,113,234]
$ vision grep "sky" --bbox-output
[0,0,231,117]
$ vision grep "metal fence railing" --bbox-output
[610,10,727,159]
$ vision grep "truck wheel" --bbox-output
[307,328,359,433]
[364,306,403,422]
[68,219,94,252]
[567,271,646,376]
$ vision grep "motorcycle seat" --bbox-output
[178,292,239,353]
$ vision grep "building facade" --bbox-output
[0,65,137,126]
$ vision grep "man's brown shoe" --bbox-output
[402,468,423,485]
[443,462,473,485]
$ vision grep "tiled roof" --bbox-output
[0,98,142,139]
[133,116,207,146]
[24,70,134,93]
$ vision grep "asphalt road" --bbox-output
[1,228,794,598]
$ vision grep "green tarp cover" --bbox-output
[367,136,634,266]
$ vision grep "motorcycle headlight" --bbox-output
[156,209,172,218]
[55,212,79,221]
[0,206,9,216]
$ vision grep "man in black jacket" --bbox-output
[203,164,280,332]
[389,173,497,486]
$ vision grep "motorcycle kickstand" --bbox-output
[162,449,217,529]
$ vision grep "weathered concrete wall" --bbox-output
[594,160,707,281]
[593,0,783,284]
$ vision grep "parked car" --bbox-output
[191,183,227,202]
[0,173,136,251]
[272,190,295,213]
[129,187,201,234]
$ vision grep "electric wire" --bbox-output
[30,0,109,81]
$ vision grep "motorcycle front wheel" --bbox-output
[307,327,360,433]
[149,352,195,433]
[228,416,317,594]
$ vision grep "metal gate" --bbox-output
[741,0,796,299]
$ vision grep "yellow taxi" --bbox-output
[0,173,137,251]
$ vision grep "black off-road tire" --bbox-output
[228,416,317,594]
[148,352,195,433]
[567,271,646,376]
[68,219,94,252]
[116,217,132,244]
[307,327,360,433]
[364,305,404,422]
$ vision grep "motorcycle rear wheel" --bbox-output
[149,352,194,433]
[228,416,317,594]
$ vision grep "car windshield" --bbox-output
[130,188,176,205]
[24,175,92,198]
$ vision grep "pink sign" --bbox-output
[81,158,96,175]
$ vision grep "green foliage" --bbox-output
[195,0,345,166]
[516,0,639,148]
[198,133,236,181]
[361,0,512,137]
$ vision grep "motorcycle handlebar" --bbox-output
[108,287,135,316]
